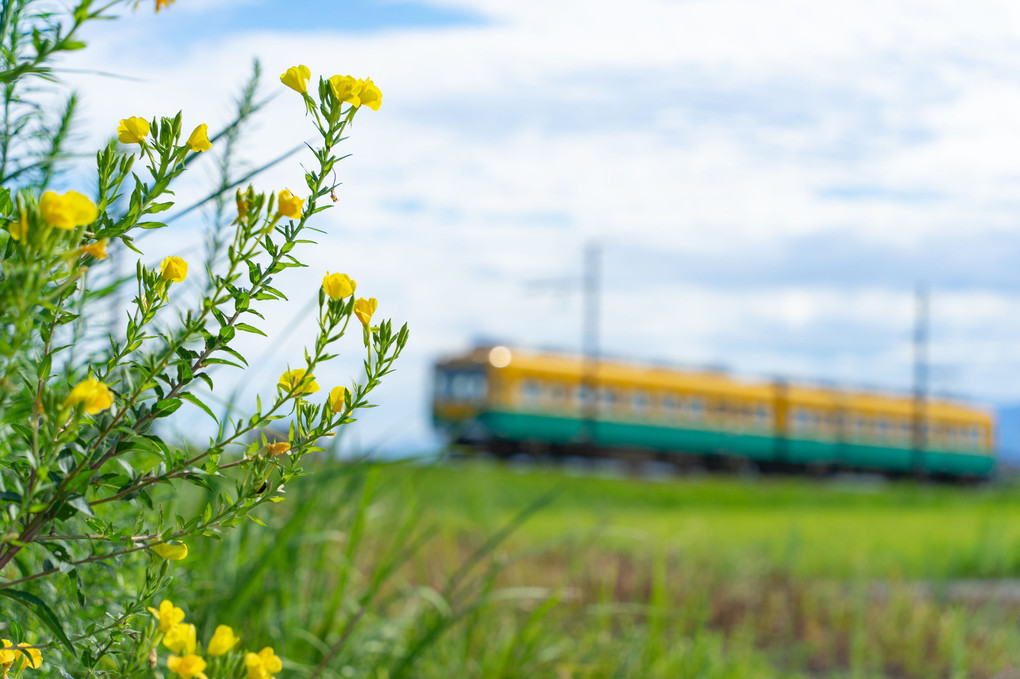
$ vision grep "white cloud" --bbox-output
[43,0,1020,450]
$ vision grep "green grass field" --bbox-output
[402,460,1020,579]
[165,458,1020,678]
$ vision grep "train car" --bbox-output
[431,345,996,479]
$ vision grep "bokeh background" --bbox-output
[63,0,1020,457]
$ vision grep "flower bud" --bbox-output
[265,442,291,457]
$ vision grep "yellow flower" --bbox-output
[245,647,283,679]
[275,190,303,220]
[186,124,212,152]
[328,386,349,414]
[322,272,356,300]
[153,540,189,561]
[167,654,208,679]
[81,239,108,259]
[147,600,186,632]
[206,625,240,656]
[162,623,197,654]
[155,0,175,12]
[328,75,362,107]
[9,211,28,241]
[280,65,311,94]
[0,640,39,669]
[265,441,291,457]
[65,377,114,415]
[0,640,14,666]
[278,368,319,395]
[160,256,188,283]
[18,647,41,670]
[39,190,98,230]
[117,116,150,144]
[354,297,378,327]
[359,77,382,111]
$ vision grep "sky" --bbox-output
[49,0,1020,454]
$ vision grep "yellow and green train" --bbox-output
[431,345,996,479]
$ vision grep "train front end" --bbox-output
[431,347,495,446]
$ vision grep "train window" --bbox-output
[598,389,617,406]
[756,405,769,426]
[575,385,594,405]
[690,398,704,419]
[549,384,566,402]
[632,391,649,412]
[433,372,449,398]
[662,395,678,413]
[793,408,806,431]
[440,371,487,402]
[452,375,471,399]
[877,419,887,437]
[520,380,542,404]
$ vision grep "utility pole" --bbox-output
[529,243,602,451]
[912,283,928,477]
[580,242,601,451]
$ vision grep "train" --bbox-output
[431,345,996,479]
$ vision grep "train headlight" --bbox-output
[489,345,512,368]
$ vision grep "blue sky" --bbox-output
[147,0,483,36]
[59,0,1020,454]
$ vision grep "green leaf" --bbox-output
[0,589,76,656]
[204,357,244,370]
[152,398,182,418]
[236,323,266,337]
[66,493,95,517]
[37,352,52,380]
[220,345,248,367]
[180,393,217,424]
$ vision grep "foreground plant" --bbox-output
[0,1,406,675]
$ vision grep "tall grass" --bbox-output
[158,459,1020,678]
